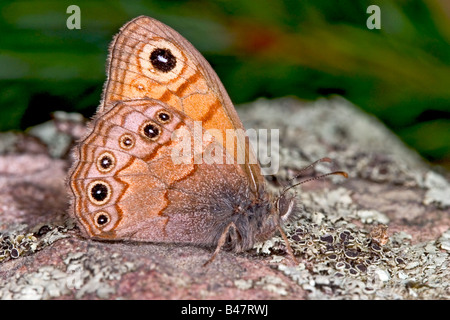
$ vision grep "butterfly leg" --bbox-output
[277,225,299,265]
[203,221,237,267]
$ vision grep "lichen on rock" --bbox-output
[0,97,448,300]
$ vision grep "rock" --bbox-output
[0,97,449,300]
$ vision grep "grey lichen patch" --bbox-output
[253,129,448,299]
[234,279,253,290]
[63,251,136,299]
[296,187,390,226]
[0,132,23,154]
[234,276,288,296]
[27,111,85,158]
[258,209,449,299]
[0,220,135,299]
[0,248,135,300]
[0,233,38,262]
[0,132,50,156]
[355,210,389,224]
[0,266,73,299]
[423,171,450,208]
[0,221,74,263]
[437,229,450,252]
[346,152,423,187]
[302,188,354,217]
[255,276,288,296]
[241,97,426,186]
[255,238,281,256]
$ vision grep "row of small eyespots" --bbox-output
[96,110,172,173]
[87,110,173,228]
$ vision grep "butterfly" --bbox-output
[68,16,346,265]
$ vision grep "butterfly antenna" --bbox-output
[280,158,348,197]
[286,157,331,184]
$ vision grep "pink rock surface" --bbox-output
[0,98,448,300]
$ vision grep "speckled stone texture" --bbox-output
[0,97,448,299]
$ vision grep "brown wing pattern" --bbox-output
[101,16,263,192]
[69,99,255,244]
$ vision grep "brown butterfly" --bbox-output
[68,16,346,265]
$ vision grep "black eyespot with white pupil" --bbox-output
[123,137,132,146]
[143,123,160,139]
[158,112,171,123]
[101,157,111,168]
[87,180,111,206]
[119,134,134,149]
[94,211,111,228]
[97,152,115,173]
[158,112,170,122]
[97,214,109,225]
[91,183,108,202]
[150,48,176,72]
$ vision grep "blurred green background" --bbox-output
[1,0,450,168]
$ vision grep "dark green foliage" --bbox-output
[1,0,449,166]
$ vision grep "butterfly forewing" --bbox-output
[102,16,263,192]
